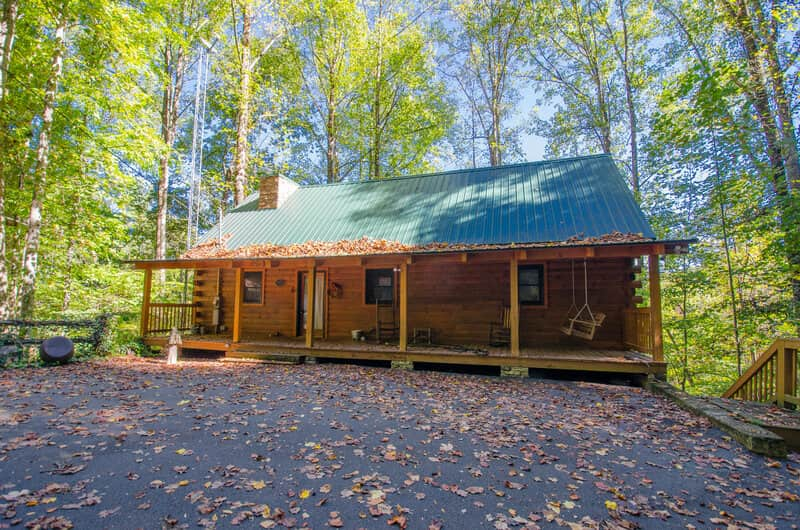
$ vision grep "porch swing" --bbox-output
[560,259,606,340]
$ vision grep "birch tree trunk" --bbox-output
[233,1,251,206]
[18,4,67,318]
[0,0,18,318]
[0,0,17,97]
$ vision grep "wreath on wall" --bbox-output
[328,281,343,298]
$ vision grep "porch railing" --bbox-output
[623,307,652,353]
[146,303,195,334]
[722,338,799,408]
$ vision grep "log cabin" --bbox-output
[133,154,692,378]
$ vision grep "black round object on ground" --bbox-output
[40,336,74,363]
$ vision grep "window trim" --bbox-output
[518,263,546,307]
[363,268,395,305]
[242,270,265,305]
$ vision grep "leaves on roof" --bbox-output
[181,232,651,260]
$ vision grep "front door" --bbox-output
[297,271,326,337]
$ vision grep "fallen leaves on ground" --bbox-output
[0,358,797,529]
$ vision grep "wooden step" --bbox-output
[225,351,305,364]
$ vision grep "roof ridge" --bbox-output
[296,153,611,190]
[232,154,613,210]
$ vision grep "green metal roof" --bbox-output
[201,154,655,250]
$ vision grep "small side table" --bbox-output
[412,327,432,345]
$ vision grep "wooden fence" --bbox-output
[722,338,799,408]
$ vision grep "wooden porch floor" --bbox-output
[144,334,665,376]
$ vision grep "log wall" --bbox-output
[191,256,634,348]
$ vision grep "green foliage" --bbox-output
[0,0,796,396]
[644,0,797,394]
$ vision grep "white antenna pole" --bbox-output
[218,204,223,245]
[194,49,210,240]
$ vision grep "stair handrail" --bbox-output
[722,338,799,407]
[722,339,781,399]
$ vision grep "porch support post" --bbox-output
[776,342,786,407]
[233,268,243,343]
[648,255,663,362]
[306,265,316,348]
[510,255,520,356]
[140,268,152,336]
[399,262,408,352]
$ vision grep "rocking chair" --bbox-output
[489,306,511,346]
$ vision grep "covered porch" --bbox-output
[143,334,665,375]
[134,242,684,378]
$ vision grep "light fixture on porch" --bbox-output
[275,279,285,286]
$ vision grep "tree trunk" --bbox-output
[489,98,501,166]
[61,238,75,312]
[156,43,186,262]
[0,0,18,318]
[0,163,6,318]
[18,5,67,318]
[758,3,800,328]
[593,68,612,154]
[615,0,639,195]
[721,0,800,328]
[371,21,383,180]
[0,0,17,98]
[233,2,252,206]
[326,69,339,183]
[681,256,689,391]
[753,0,799,193]
[156,138,171,262]
[721,0,785,194]
[711,131,743,375]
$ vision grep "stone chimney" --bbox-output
[258,175,298,209]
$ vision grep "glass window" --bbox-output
[519,264,544,305]
[243,271,263,304]
[365,269,394,304]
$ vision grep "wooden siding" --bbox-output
[191,257,635,348]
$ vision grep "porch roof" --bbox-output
[130,238,695,269]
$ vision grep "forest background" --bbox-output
[0,0,797,395]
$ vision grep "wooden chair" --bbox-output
[375,301,398,342]
[489,306,511,346]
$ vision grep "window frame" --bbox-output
[364,268,395,305]
[518,264,546,306]
[242,270,264,305]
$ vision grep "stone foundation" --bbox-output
[391,360,414,370]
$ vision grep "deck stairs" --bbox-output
[719,337,800,451]
[722,338,799,408]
